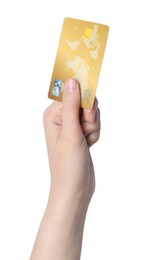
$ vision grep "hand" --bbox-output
[30,79,101,260]
[43,79,100,209]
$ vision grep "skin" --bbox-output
[30,78,100,260]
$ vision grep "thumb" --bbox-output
[62,78,81,137]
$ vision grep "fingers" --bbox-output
[82,107,100,137]
[85,108,101,147]
[62,79,82,137]
[86,125,101,147]
[81,97,99,137]
[81,98,98,124]
[43,81,101,149]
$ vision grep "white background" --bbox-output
[0,0,142,259]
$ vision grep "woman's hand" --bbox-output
[30,79,100,260]
[43,78,100,208]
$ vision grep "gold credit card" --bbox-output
[48,17,109,109]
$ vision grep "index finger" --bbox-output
[81,98,98,124]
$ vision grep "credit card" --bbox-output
[48,17,109,109]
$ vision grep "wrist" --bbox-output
[30,191,87,260]
[46,190,89,224]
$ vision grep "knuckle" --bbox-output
[95,133,100,142]
[89,130,100,146]
[93,121,99,130]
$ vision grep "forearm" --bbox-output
[30,193,88,260]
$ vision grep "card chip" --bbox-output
[84,28,93,39]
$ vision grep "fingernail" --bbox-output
[65,79,77,93]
